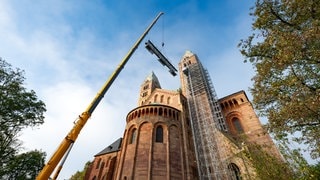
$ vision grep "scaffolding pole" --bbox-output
[183,60,230,180]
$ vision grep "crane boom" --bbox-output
[36,12,164,180]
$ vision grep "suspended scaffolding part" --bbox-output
[145,40,177,76]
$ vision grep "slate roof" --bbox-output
[94,138,122,156]
[145,71,161,88]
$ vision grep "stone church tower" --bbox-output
[85,51,282,180]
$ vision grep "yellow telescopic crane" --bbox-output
[37,12,166,180]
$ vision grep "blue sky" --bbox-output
[0,0,259,178]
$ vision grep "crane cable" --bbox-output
[161,14,165,49]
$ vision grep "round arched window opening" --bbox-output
[129,128,137,144]
[155,126,163,143]
[228,163,241,180]
[232,117,244,134]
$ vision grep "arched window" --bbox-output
[159,108,163,116]
[98,161,105,178]
[167,97,171,104]
[229,100,233,107]
[154,94,158,102]
[233,99,238,105]
[129,129,137,144]
[232,118,243,133]
[160,95,164,103]
[96,158,101,169]
[228,163,241,180]
[155,126,163,143]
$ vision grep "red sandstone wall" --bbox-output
[169,125,183,179]
[220,91,282,159]
[86,152,118,180]
[115,105,194,180]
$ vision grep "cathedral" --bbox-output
[84,51,281,180]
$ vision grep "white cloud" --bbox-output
[5,0,313,179]
[0,1,256,178]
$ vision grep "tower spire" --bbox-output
[138,71,161,105]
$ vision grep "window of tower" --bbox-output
[167,97,171,104]
[129,129,137,144]
[143,84,149,90]
[142,92,148,97]
[99,161,105,177]
[105,157,110,167]
[159,108,163,116]
[154,94,158,102]
[96,158,101,169]
[160,95,164,103]
[233,99,238,105]
[155,126,163,143]
[228,163,241,180]
[137,110,141,118]
[232,118,244,133]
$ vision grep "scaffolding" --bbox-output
[182,58,230,180]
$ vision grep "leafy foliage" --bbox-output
[278,142,320,179]
[239,0,320,158]
[0,57,46,177]
[308,163,320,179]
[1,150,46,180]
[243,140,320,180]
[244,142,294,180]
[70,161,92,180]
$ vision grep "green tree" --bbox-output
[244,142,294,180]
[277,141,320,179]
[3,150,46,180]
[308,163,320,179]
[243,140,320,180]
[0,57,46,177]
[239,0,320,158]
[70,161,92,180]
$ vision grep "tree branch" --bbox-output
[269,6,301,30]
[289,65,317,92]
[289,122,320,129]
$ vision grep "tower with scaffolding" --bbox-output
[179,51,230,179]
[85,50,283,180]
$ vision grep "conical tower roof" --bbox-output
[144,71,161,88]
[183,50,194,58]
